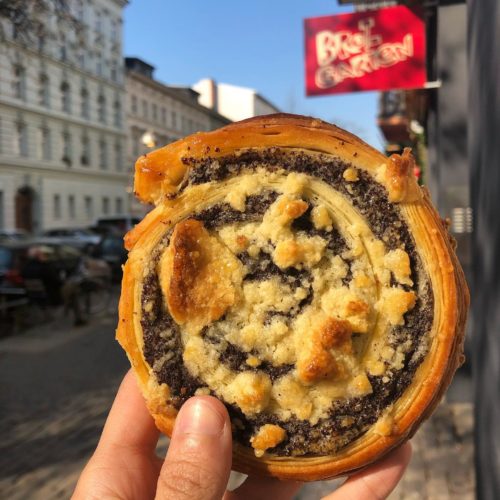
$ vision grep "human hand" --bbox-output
[73,370,411,500]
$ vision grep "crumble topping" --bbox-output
[152,182,417,425]
[251,424,287,457]
[139,152,434,457]
[343,167,359,182]
[158,219,243,334]
[311,205,333,231]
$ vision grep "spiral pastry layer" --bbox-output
[117,114,468,480]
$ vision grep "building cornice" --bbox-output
[0,156,131,181]
[126,115,184,137]
[126,71,231,124]
[111,0,130,7]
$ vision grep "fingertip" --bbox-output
[173,396,230,438]
[158,396,233,500]
[98,369,159,453]
[399,441,413,466]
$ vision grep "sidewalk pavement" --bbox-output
[0,309,474,500]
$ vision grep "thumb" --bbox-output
[156,396,232,500]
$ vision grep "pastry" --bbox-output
[117,114,468,481]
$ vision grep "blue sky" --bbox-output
[123,0,384,149]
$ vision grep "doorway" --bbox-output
[15,186,35,232]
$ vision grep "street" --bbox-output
[0,298,474,499]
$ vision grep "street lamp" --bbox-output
[141,131,156,148]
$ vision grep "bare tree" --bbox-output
[0,0,79,44]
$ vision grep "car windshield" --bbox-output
[97,217,140,228]
[102,238,124,253]
[56,245,82,258]
[74,229,94,236]
[0,248,13,268]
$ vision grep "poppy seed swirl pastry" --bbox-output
[117,114,468,481]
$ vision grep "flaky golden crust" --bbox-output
[117,114,468,481]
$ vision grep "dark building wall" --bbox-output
[436,4,468,206]
[427,4,470,266]
[468,0,500,498]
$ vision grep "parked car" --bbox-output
[94,215,141,234]
[0,240,83,289]
[0,229,30,242]
[87,224,123,239]
[40,228,101,250]
[93,235,128,282]
[0,243,26,288]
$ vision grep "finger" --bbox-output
[323,442,412,500]
[73,370,162,500]
[225,475,302,500]
[156,396,232,500]
[97,369,160,454]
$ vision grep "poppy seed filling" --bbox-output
[139,149,434,457]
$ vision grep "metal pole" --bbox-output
[468,0,500,498]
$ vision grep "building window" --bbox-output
[13,65,26,100]
[114,140,122,171]
[99,139,107,169]
[62,131,72,166]
[81,134,90,166]
[132,127,140,157]
[98,93,106,124]
[37,35,46,53]
[113,99,121,127]
[102,196,109,215]
[142,99,148,119]
[38,74,50,107]
[60,35,67,62]
[110,19,117,41]
[76,0,85,22]
[37,126,51,160]
[96,11,103,34]
[53,194,61,219]
[43,127,51,160]
[84,196,93,219]
[101,59,108,80]
[61,81,71,114]
[161,107,167,125]
[172,111,177,130]
[152,103,158,122]
[115,197,123,214]
[68,195,75,219]
[110,63,117,82]
[131,95,137,114]
[14,122,28,156]
[77,51,85,70]
[115,66,122,84]
[96,53,102,77]
[81,87,89,119]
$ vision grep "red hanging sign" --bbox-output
[304,6,427,96]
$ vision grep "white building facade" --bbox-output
[125,58,230,214]
[0,0,128,232]
[193,78,280,123]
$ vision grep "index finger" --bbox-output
[323,442,412,500]
[97,369,160,454]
